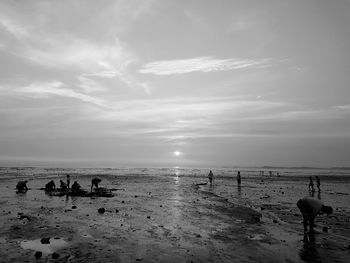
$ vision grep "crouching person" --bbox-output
[297,197,333,233]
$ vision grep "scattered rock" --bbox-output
[122,201,125,203]
[52,252,60,259]
[323,226,328,233]
[115,209,119,213]
[34,251,42,259]
[13,226,20,230]
[273,219,278,223]
[147,216,151,219]
[72,205,77,209]
[134,195,138,198]
[136,258,143,261]
[196,234,201,238]
[160,205,163,207]
[98,208,106,214]
[40,237,50,244]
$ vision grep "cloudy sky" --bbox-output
[0,0,349,168]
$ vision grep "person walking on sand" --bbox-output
[297,197,333,233]
[308,176,314,192]
[237,171,241,185]
[316,176,321,192]
[207,170,214,185]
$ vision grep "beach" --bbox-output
[0,167,349,262]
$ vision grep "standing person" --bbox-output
[308,176,314,192]
[66,174,70,190]
[316,176,321,192]
[297,197,333,233]
[237,171,241,184]
[207,170,214,185]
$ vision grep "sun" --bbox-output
[173,151,181,156]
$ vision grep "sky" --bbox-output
[0,0,350,168]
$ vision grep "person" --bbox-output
[16,180,28,193]
[308,176,314,192]
[316,176,320,192]
[60,180,68,190]
[237,171,241,184]
[296,197,333,233]
[71,181,81,193]
[207,170,213,185]
[66,174,70,190]
[91,178,102,192]
[45,180,56,191]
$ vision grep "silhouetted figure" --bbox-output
[60,180,67,190]
[71,181,81,193]
[316,176,320,192]
[66,174,70,190]
[269,171,273,176]
[91,178,102,192]
[237,171,241,184]
[308,176,314,192]
[207,171,213,185]
[297,197,333,233]
[16,180,28,193]
[45,180,56,191]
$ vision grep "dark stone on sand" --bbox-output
[40,237,50,244]
[147,216,151,219]
[261,207,266,210]
[323,226,328,233]
[115,209,119,213]
[135,195,138,198]
[136,258,143,261]
[52,252,60,259]
[160,205,163,207]
[34,251,42,259]
[72,205,77,209]
[196,234,201,238]
[13,226,20,230]
[273,219,278,223]
[98,208,106,214]
[122,201,125,203]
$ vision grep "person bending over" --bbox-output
[45,180,56,191]
[16,180,28,193]
[71,181,81,193]
[297,197,333,233]
[91,178,102,192]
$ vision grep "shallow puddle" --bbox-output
[20,237,68,254]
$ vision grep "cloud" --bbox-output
[0,17,28,38]
[139,56,270,75]
[16,81,106,107]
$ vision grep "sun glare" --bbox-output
[173,151,181,156]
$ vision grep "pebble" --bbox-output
[147,216,151,219]
[52,252,60,259]
[323,226,328,233]
[72,205,77,209]
[34,251,42,259]
[115,209,119,213]
[98,208,106,214]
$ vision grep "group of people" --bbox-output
[206,170,333,235]
[207,170,241,185]
[308,176,321,192]
[16,175,102,194]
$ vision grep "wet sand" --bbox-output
[0,172,349,262]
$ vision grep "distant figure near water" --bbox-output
[91,178,102,192]
[308,176,314,192]
[60,180,68,190]
[66,174,70,190]
[16,180,28,193]
[207,170,214,185]
[316,176,321,192]
[237,171,241,184]
[45,180,56,191]
[71,181,81,193]
[297,197,333,233]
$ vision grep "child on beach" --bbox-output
[297,197,333,233]
[207,170,214,185]
[45,180,56,191]
[308,176,314,192]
